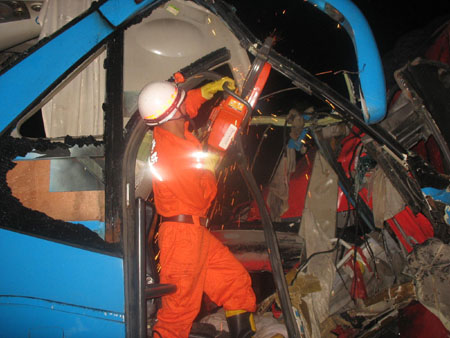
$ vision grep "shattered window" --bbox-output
[1,48,118,254]
[1,135,119,254]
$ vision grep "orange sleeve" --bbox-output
[184,88,207,119]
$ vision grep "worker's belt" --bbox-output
[162,214,209,227]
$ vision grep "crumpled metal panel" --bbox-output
[392,58,450,171]
[404,238,450,331]
[299,151,338,337]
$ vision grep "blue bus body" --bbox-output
[0,0,386,336]
[0,228,125,337]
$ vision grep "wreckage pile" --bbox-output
[209,120,450,337]
[200,18,450,337]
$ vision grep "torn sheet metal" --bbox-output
[266,108,304,221]
[329,231,407,317]
[404,238,450,331]
[299,151,339,337]
[368,167,405,228]
[266,147,297,221]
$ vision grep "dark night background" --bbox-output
[228,0,450,70]
[225,0,450,105]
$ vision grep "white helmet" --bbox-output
[138,81,186,126]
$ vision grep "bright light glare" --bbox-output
[192,151,209,159]
[150,164,163,181]
[192,151,210,170]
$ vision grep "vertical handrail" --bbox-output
[136,198,147,337]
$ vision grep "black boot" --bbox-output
[225,310,256,338]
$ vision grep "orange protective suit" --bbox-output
[151,89,256,338]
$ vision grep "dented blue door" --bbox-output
[0,229,125,337]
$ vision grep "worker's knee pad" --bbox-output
[225,309,256,338]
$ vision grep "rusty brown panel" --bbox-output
[7,160,104,222]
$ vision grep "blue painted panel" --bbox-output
[0,228,124,329]
[76,220,106,239]
[307,0,386,124]
[99,0,158,27]
[0,0,158,133]
[422,187,450,204]
[422,187,450,225]
[0,297,125,337]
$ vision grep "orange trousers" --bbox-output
[153,220,256,337]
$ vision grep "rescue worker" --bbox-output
[138,77,257,338]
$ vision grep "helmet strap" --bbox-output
[186,114,196,131]
[171,109,196,130]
